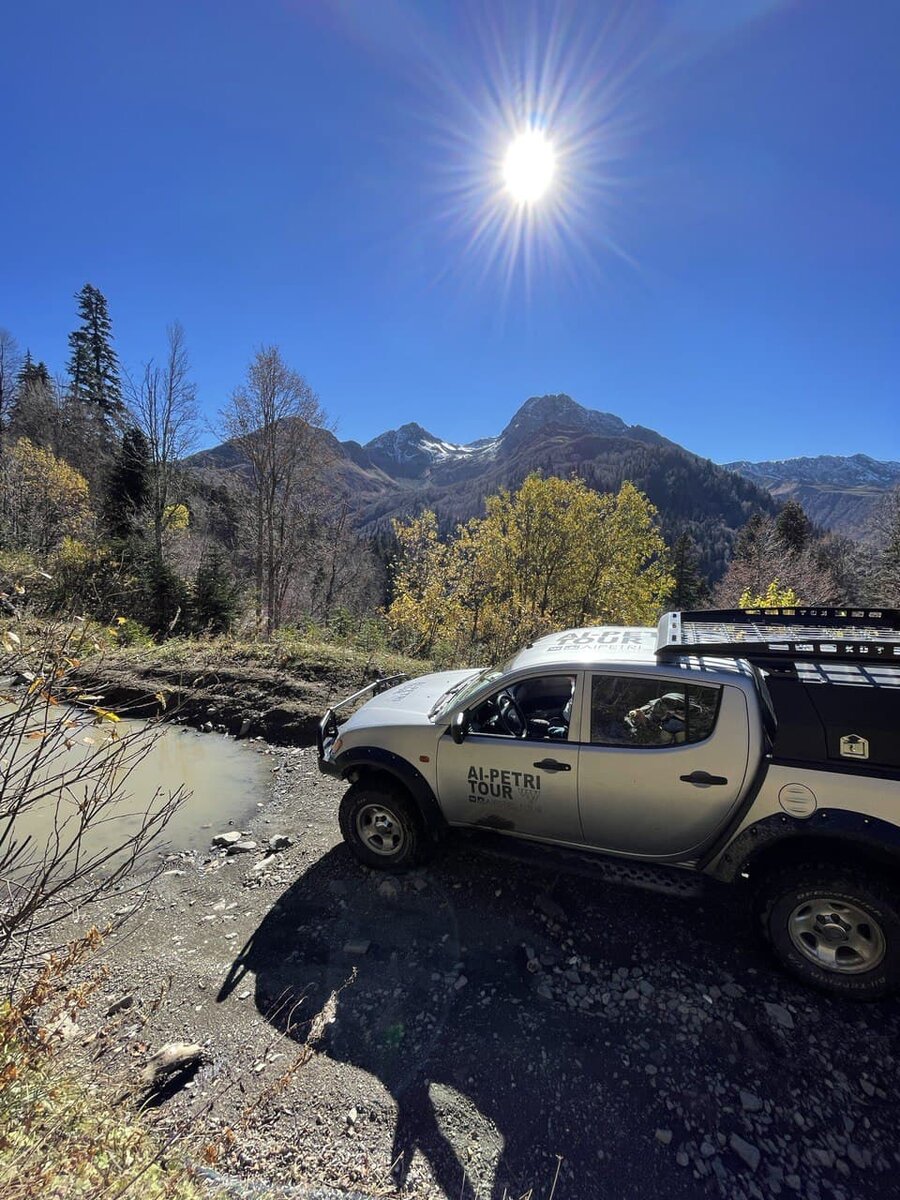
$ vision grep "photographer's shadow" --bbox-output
[217,843,591,1199]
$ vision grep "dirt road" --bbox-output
[93,742,900,1200]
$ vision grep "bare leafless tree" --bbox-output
[864,487,900,606]
[715,514,842,605]
[129,322,198,563]
[303,499,383,623]
[220,347,330,637]
[0,329,23,456]
[0,622,187,983]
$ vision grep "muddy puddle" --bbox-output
[2,715,269,870]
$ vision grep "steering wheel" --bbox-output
[497,691,527,738]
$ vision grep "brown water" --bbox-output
[2,717,269,871]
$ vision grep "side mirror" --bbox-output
[450,711,468,744]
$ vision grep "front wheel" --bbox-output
[338,782,430,871]
[754,864,900,1000]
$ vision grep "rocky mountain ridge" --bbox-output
[188,393,779,580]
[725,453,900,539]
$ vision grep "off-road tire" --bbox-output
[754,863,900,1000]
[338,782,431,871]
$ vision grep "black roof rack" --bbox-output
[656,608,900,665]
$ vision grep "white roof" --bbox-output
[505,626,753,683]
[508,627,658,670]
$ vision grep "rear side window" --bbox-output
[590,676,721,747]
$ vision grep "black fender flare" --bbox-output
[710,809,900,883]
[333,746,447,840]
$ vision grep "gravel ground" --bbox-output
[82,740,900,1200]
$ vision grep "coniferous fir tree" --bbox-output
[193,547,242,635]
[103,426,150,540]
[775,500,813,555]
[66,284,123,416]
[670,531,710,610]
[16,350,50,391]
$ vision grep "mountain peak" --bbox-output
[364,421,437,452]
[501,393,629,445]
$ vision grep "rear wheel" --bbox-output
[754,864,900,999]
[338,782,430,871]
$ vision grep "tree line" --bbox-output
[0,286,381,640]
[2,284,899,658]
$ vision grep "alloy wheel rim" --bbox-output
[356,803,405,857]
[787,897,886,975]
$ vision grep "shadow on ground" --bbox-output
[219,838,900,1199]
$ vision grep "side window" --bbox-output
[469,675,576,741]
[590,677,721,748]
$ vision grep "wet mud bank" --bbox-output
[71,659,362,746]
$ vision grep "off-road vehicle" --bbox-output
[318,608,900,998]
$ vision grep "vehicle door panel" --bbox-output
[577,677,750,858]
[436,673,583,842]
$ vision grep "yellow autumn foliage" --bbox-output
[162,502,190,532]
[738,581,801,609]
[0,439,91,553]
[388,474,673,659]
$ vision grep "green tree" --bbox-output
[15,350,50,391]
[133,551,190,638]
[775,500,813,554]
[103,426,150,540]
[669,531,710,610]
[66,283,123,416]
[192,547,242,634]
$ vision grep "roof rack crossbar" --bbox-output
[656,608,900,666]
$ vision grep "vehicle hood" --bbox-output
[339,670,478,733]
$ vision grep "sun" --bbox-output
[502,129,556,204]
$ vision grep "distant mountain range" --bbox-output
[724,454,900,539]
[190,394,778,581]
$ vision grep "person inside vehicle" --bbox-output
[626,691,688,744]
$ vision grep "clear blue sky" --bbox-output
[1,1,898,462]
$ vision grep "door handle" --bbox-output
[533,759,571,772]
[680,770,728,786]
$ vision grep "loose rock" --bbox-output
[106,993,135,1017]
[730,1133,761,1172]
[141,1042,202,1085]
[212,831,242,848]
[764,1001,795,1031]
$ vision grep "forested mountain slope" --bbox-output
[725,454,900,541]
[190,394,779,580]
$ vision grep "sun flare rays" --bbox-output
[414,3,643,300]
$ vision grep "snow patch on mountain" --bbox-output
[725,453,900,490]
[363,422,501,469]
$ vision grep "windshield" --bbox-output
[430,665,505,719]
[430,653,522,718]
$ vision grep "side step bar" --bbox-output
[456,830,712,899]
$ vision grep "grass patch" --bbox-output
[103,629,433,688]
[0,936,218,1200]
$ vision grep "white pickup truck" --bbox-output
[318,608,900,999]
